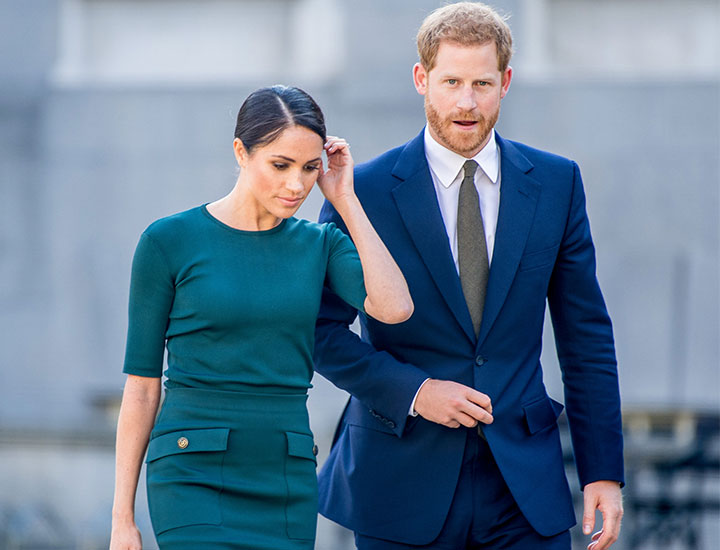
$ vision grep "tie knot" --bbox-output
[462,160,478,180]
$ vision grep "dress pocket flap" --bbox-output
[285,431,316,463]
[146,427,230,463]
[523,396,564,435]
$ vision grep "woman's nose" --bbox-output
[285,174,305,194]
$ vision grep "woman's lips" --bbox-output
[278,196,303,207]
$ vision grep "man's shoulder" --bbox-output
[355,142,411,180]
[500,136,577,171]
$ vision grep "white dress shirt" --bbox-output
[409,127,501,416]
[424,126,501,267]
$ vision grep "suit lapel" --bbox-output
[391,132,476,343]
[477,135,541,347]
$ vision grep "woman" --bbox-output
[109,85,413,550]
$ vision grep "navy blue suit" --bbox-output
[314,130,624,545]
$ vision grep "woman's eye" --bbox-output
[304,165,320,172]
[273,163,288,170]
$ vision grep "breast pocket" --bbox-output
[284,431,318,541]
[518,245,559,272]
[145,427,229,535]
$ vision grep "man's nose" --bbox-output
[456,86,477,111]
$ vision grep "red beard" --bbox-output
[425,97,498,156]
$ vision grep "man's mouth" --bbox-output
[453,120,477,127]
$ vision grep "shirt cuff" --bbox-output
[408,378,431,417]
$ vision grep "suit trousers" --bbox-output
[355,428,571,550]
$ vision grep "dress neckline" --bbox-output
[200,204,288,236]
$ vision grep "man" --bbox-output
[314,3,624,549]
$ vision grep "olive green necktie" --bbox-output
[457,160,489,336]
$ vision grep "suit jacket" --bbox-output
[314,130,624,545]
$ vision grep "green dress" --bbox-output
[123,204,366,550]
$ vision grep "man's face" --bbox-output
[414,41,512,158]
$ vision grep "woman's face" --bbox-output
[236,125,324,222]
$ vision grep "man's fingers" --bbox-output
[465,388,492,413]
[590,532,616,550]
[582,493,597,535]
[586,530,602,549]
[455,411,479,428]
[592,511,621,550]
[582,481,623,550]
[459,400,493,425]
[414,380,494,428]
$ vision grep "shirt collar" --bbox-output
[424,126,499,188]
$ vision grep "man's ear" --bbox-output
[500,66,513,99]
[413,63,428,95]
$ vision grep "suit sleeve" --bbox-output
[123,232,175,378]
[547,161,624,489]
[314,201,430,437]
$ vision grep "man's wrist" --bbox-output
[408,378,431,416]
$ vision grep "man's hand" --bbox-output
[414,379,493,428]
[583,480,623,550]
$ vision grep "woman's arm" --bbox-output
[318,137,413,324]
[110,374,162,550]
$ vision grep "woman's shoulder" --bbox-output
[286,217,344,239]
[283,218,352,255]
[142,205,204,242]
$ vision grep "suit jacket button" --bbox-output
[177,436,189,449]
[312,444,319,456]
[387,421,396,429]
[475,356,486,366]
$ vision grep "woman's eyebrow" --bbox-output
[270,154,296,162]
[270,155,322,163]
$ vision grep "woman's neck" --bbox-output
[206,184,281,231]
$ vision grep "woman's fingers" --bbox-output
[325,135,350,154]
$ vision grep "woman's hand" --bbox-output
[109,519,143,550]
[318,136,413,324]
[317,136,355,208]
[110,375,160,550]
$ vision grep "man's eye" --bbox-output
[476,81,489,86]
[447,79,457,85]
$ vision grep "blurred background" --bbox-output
[0,0,718,548]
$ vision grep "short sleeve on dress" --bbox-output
[325,224,367,313]
[123,232,175,378]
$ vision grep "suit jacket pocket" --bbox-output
[146,428,229,535]
[523,396,564,435]
[518,245,559,272]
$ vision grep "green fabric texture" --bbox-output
[123,204,366,391]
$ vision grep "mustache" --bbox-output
[449,113,485,122]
